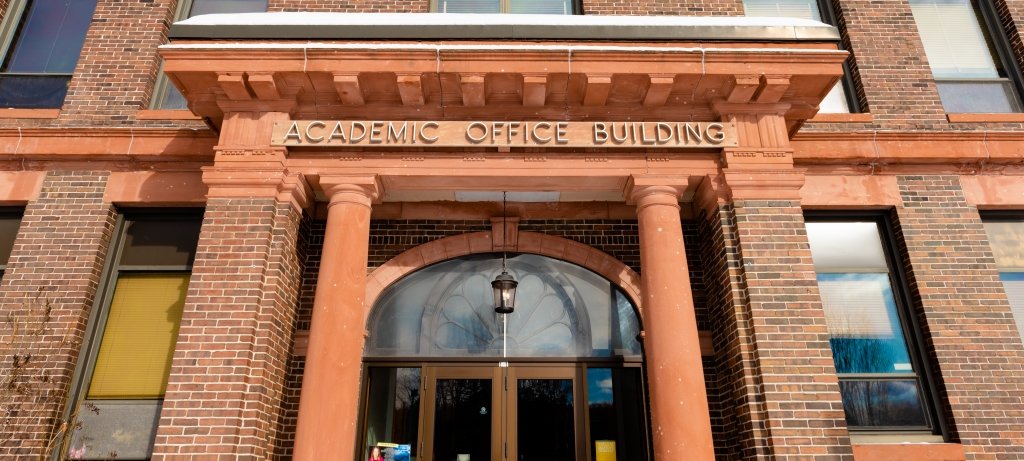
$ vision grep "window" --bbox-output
[910,0,1022,113]
[431,0,576,14]
[806,217,940,432]
[68,212,202,460]
[743,0,857,113]
[982,217,1024,338]
[0,0,97,108]
[0,209,22,278]
[151,0,267,109]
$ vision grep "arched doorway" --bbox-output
[361,253,650,461]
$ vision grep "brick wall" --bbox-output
[721,200,853,460]
[894,176,1024,458]
[0,172,116,459]
[153,199,303,459]
[700,204,771,460]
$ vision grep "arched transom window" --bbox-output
[365,253,643,360]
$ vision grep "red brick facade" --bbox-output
[0,0,1023,460]
[153,198,304,459]
[0,172,116,457]
[894,176,1024,458]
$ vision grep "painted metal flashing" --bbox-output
[169,12,841,41]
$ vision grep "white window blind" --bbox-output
[510,0,571,14]
[189,0,268,16]
[440,0,501,13]
[909,0,1000,78]
[1004,277,1024,337]
[743,0,821,20]
[818,277,896,337]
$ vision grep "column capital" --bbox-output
[624,175,687,210]
[202,167,312,212]
[318,175,382,209]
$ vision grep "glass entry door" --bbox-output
[508,367,577,461]
[363,364,648,461]
[422,366,578,461]
[423,367,503,461]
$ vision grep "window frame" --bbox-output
[0,0,97,109]
[740,0,861,113]
[64,209,203,458]
[0,207,23,278]
[805,211,947,437]
[979,210,1024,338]
[911,0,1024,113]
[150,0,269,109]
[814,0,862,113]
[429,0,582,14]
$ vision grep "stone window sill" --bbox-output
[808,113,874,123]
[0,108,60,119]
[947,113,1024,123]
[136,109,202,120]
[851,441,964,461]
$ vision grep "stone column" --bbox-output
[627,176,715,461]
[293,175,380,461]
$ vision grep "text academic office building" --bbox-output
[4,0,1024,460]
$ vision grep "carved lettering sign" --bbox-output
[270,120,738,148]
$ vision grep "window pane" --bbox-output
[985,221,1024,268]
[509,0,572,14]
[937,80,1021,113]
[819,81,851,113]
[433,378,492,461]
[0,74,69,108]
[818,273,915,374]
[587,368,648,461]
[69,401,161,460]
[839,380,929,428]
[156,84,188,110]
[3,0,97,73]
[119,217,202,267]
[999,273,1024,336]
[806,222,889,272]
[985,219,1024,337]
[0,212,21,266]
[743,0,822,21]
[364,368,421,459]
[439,0,501,13]
[188,0,268,16]
[909,0,1002,79]
[87,273,189,399]
[517,379,575,460]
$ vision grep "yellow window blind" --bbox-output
[87,273,189,399]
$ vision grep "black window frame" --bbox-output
[0,0,98,109]
[978,210,1024,339]
[0,207,23,278]
[805,211,947,438]
[151,0,269,109]
[740,0,862,113]
[911,0,1024,113]
[64,208,204,460]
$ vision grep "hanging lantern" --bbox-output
[492,270,518,314]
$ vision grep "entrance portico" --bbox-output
[156,14,847,460]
